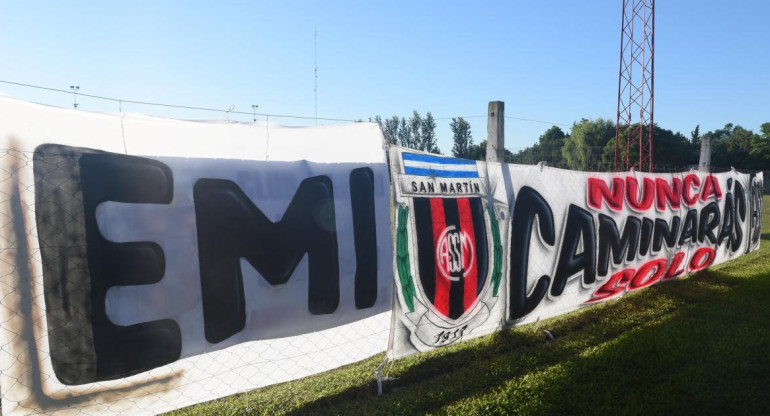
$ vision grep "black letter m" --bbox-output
[194,177,339,344]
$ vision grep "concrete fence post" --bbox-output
[486,101,505,163]
[698,135,711,172]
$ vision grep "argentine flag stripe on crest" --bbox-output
[402,152,479,178]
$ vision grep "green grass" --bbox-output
[167,196,770,416]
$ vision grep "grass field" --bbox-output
[168,196,770,416]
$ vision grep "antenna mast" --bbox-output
[314,28,318,126]
[614,0,655,172]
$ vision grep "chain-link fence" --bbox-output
[0,141,765,415]
[503,145,695,173]
[0,148,393,415]
[502,147,770,191]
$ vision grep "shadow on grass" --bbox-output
[164,197,770,416]
[284,269,754,416]
[458,268,770,416]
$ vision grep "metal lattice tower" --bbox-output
[615,0,655,172]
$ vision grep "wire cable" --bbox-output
[0,79,358,123]
[505,116,570,127]
[1,79,571,127]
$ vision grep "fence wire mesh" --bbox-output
[0,149,391,415]
[0,144,765,415]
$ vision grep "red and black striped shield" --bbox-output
[413,197,489,320]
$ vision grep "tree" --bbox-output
[563,118,615,171]
[420,112,439,153]
[408,111,422,149]
[706,123,758,169]
[398,118,410,148]
[372,111,441,152]
[382,116,400,145]
[467,140,487,160]
[534,125,567,167]
[652,126,693,169]
[598,124,693,171]
[748,122,770,169]
[451,117,474,158]
[690,124,701,144]
[719,125,757,168]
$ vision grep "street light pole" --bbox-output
[70,85,80,109]
[252,104,258,122]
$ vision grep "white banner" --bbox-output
[0,94,393,415]
[387,146,763,358]
[503,165,762,325]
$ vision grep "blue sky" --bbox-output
[1,0,768,154]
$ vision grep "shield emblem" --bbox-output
[412,197,489,320]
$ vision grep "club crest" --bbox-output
[435,225,474,282]
[412,197,489,320]
[392,149,504,352]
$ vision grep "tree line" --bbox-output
[372,112,439,154]
[372,113,770,172]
